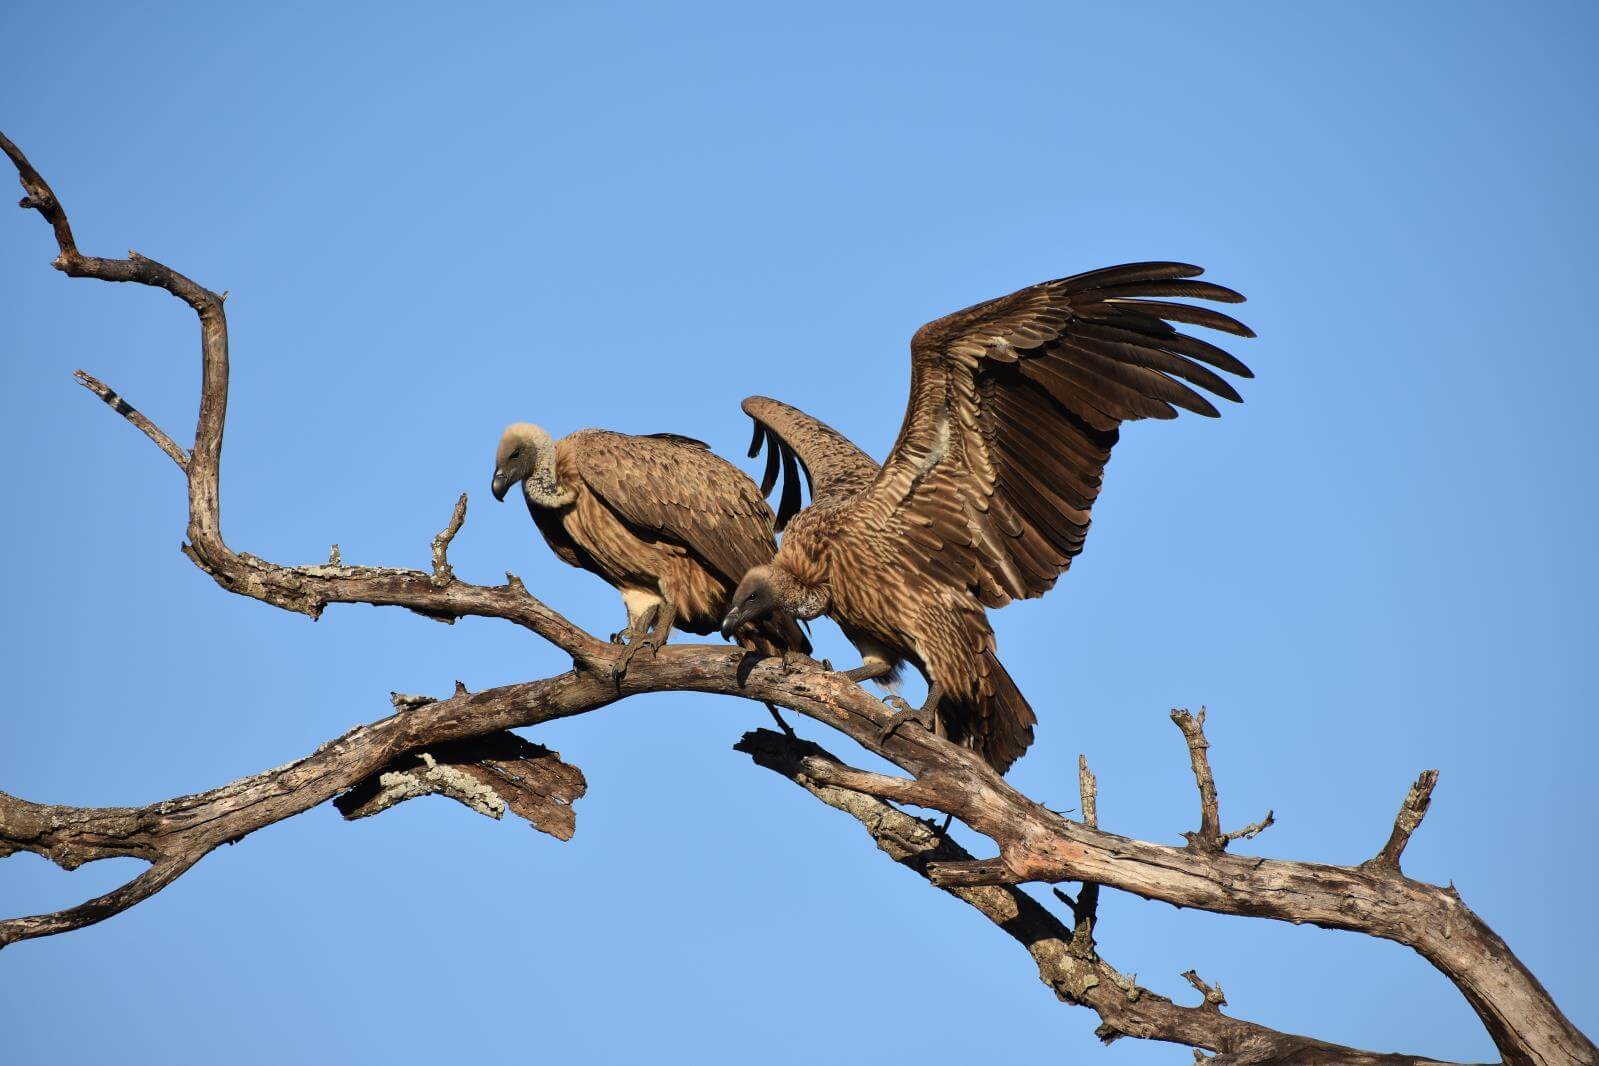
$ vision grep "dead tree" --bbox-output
[0,133,1591,1066]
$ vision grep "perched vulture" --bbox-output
[720,262,1254,773]
[491,424,810,673]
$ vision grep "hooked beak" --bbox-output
[491,471,511,501]
[719,608,743,640]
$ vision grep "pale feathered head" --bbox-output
[491,422,552,501]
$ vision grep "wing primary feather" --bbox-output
[747,418,766,459]
[1062,261,1205,289]
[1104,298,1256,338]
[1054,341,1222,416]
[1095,279,1246,304]
[777,441,802,530]
[1074,321,1254,379]
[759,429,781,496]
[1063,334,1244,403]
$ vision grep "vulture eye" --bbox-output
[509,448,522,460]
[746,592,757,603]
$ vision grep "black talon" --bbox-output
[612,637,660,681]
[877,682,944,746]
[612,601,675,682]
[878,693,938,744]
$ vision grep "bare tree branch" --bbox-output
[3,130,1592,1065]
[1,129,610,661]
[737,730,1446,1065]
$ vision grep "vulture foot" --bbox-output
[612,637,661,680]
[609,627,636,646]
[878,683,944,746]
[612,603,676,682]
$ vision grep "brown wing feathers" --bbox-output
[729,262,1251,774]
[570,431,777,587]
[891,261,1254,607]
[743,395,880,528]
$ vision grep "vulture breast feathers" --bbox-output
[741,262,1254,772]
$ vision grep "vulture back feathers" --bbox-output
[740,262,1254,772]
[492,425,809,660]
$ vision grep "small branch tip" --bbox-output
[1181,969,1227,1012]
[1371,769,1440,871]
[430,493,469,587]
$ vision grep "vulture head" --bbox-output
[491,422,553,502]
[721,565,828,638]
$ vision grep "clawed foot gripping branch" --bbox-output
[0,133,1591,1065]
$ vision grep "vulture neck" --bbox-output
[520,446,575,509]
[772,563,830,621]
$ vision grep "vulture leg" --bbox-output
[879,682,944,745]
[614,601,676,680]
[842,661,894,684]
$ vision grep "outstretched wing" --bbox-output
[569,430,779,585]
[866,261,1254,608]
[742,396,880,530]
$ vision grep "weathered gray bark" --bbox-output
[1,131,1591,1066]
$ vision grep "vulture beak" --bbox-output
[719,606,745,640]
[491,471,511,502]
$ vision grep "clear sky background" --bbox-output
[2,3,1595,1063]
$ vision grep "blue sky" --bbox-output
[2,3,1595,1062]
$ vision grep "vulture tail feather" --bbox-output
[967,651,1036,774]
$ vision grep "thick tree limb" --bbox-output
[3,130,1592,1065]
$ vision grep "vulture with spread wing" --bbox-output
[492,425,810,675]
[719,262,1254,773]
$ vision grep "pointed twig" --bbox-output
[1078,753,1098,830]
[1171,708,1273,853]
[1182,969,1228,1012]
[1222,810,1276,846]
[73,370,189,471]
[431,493,468,587]
[1072,754,1101,953]
[1369,770,1439,872]
[1171,708,1224,851]
[765,701,798,739]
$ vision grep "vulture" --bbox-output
[491,424,810,674]
[720,262,1254,773]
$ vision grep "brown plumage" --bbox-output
[491,424,810,672]
[720,262,1254,773]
